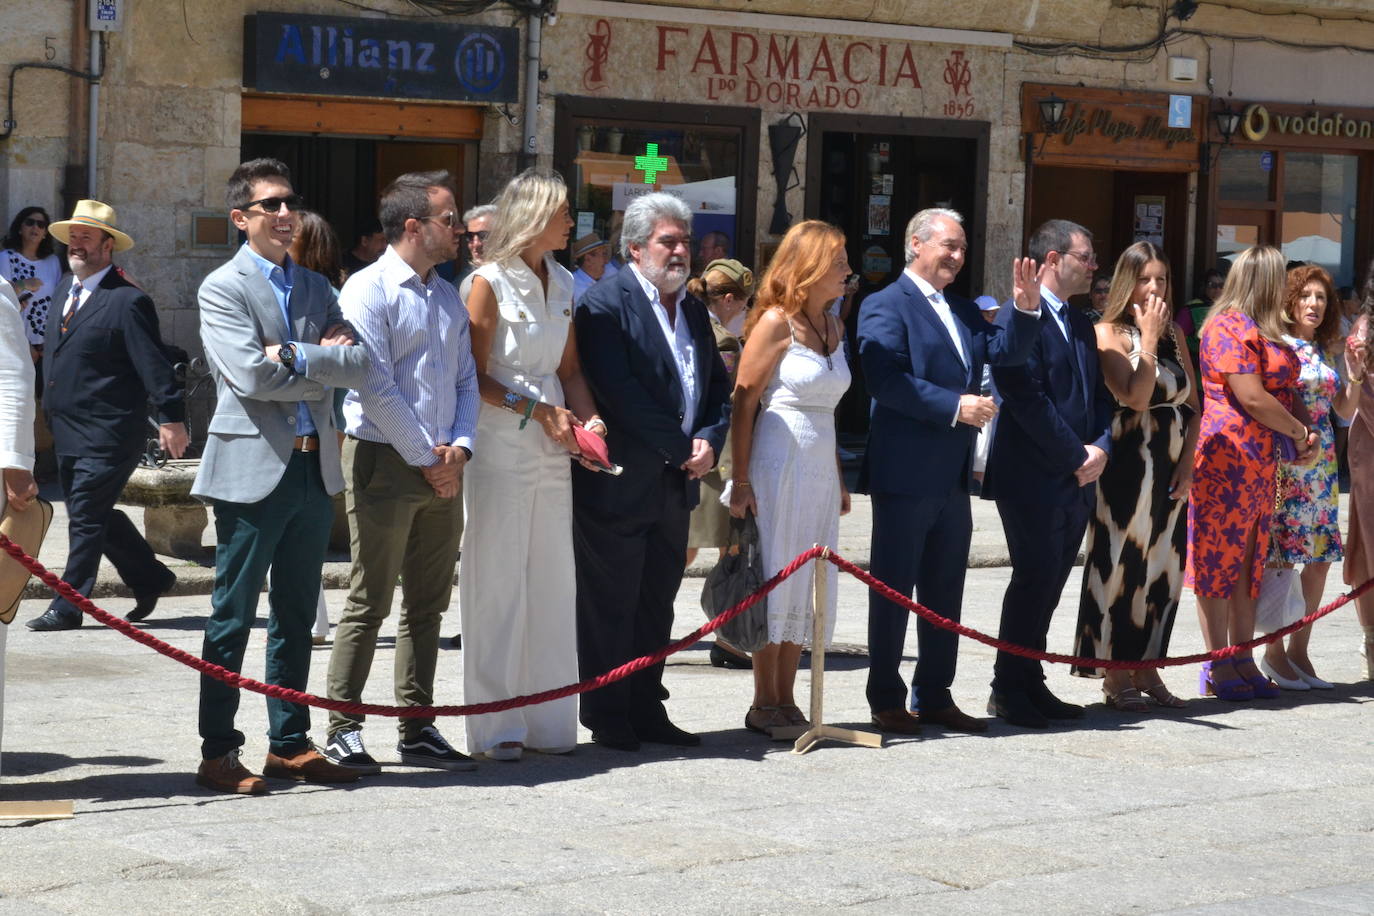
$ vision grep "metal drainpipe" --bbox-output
[521,5,542,169]
[87,32,101,199]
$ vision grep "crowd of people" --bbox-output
[1,162,1374,794]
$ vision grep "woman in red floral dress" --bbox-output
[1188,246,1315,700]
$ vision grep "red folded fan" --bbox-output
[572,424,618,473]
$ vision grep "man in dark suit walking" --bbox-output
[572,192,730,751]
[857,208,1042,736]
[28,200,187,632]
[983,219,1113,728]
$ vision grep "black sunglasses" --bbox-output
[464,230,490,242]
[240,194,305,214]
[22,217,47,229]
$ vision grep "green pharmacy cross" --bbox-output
[634,143,669,184]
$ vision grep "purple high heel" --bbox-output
[1236,658,1282,699]
[1199,661,1254,701]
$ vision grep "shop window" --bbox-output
[1217,148,1272,203]
[554,98,759,271]
[1281,152,1358,284]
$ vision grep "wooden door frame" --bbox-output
[804,113,990,291]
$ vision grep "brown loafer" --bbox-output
[870,708,922,735]
[263,746,362,783]
[196,750,267,795]
[915,703,989,733]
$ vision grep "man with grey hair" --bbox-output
[455,203,496,294]
[983,218,1112,728]
[857,207,1042,736]
[571,192,731,752]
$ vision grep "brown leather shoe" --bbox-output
[915,703,990,733]
[263,746,362,783]
[196,750,267,795]
[870,708,922,735]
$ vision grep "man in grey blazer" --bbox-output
[191,158,369,795]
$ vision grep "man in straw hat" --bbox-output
[0,274,39,775]
[27,200,187,632]
[571,232,610,305]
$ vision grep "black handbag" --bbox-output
[700,513,770,652]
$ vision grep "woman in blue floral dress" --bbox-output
[1261,265,1365,689]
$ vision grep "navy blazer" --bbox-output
[982,295,1113,508]
[42,268,183,458]
[572,267,731,512]
[857,273,1039,498]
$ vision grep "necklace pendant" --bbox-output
[825,354,833,371]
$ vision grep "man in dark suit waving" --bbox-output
[857,208,1042,735]
[572,193,730,751]
[983,219,1113,728]
[28,200,186,631]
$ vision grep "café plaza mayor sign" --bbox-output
[577,16,987,116]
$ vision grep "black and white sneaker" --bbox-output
[397,726,477,772]
[323,727,382,775]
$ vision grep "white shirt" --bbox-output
[64,264,113,318]
[905,268,968,367]
[629,263,698,436]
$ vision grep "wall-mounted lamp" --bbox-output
[1037,94,1068,135]
[1202,100,1242,174]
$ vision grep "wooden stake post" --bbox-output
[792,547,883,754]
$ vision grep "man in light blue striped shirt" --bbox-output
[324,170,480,774]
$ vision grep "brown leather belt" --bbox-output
[293,435,320,452]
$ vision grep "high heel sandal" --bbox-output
[745,706,788,735]
[1236,657,1281,699]
[1199,660,1254,701]
[778,704,810,727]
[1133,676,1188,708]
[1102,685,1150,713]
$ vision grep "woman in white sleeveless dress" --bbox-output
[461,171,608,761]
[729,220,852,736]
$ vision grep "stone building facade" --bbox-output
[3,0,1374,365]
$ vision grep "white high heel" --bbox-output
[1290,660,1334,690]
[1259,657,1310,691]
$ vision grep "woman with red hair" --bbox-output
[728,220,852,736]
[1260,265,1365,689]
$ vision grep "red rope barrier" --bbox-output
[0,532,821,718]
[3,530,1370,715]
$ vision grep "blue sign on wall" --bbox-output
[1168,94,1192,129]
[245,13,519,104]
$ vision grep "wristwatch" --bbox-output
[502,390,522,412]
[279,342,297,373]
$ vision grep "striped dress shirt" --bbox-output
[339,246,479,466]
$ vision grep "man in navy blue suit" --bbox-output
[856,208,1042,735]
[572,193,731,752]
[983,219,1113,728]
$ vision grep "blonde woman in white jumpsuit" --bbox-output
[461,171,607,761]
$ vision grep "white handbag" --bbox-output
[1255,567,1305,634]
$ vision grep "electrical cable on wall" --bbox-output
[0,33,105,143]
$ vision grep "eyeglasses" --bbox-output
[1062,249,1097,267]
[22,217,47,229]
[241,194,305,214]
[464,230,489,242]
[421,211,462,229]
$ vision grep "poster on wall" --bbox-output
[1134,195,1165,247]
[867,195,891,237]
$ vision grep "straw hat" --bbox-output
[49,200,135,252]
[572,232,608,260]
[0,498,53,625]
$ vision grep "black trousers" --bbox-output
[48,452,171,619]
[573,467,689,734]
[991,496,1093,695]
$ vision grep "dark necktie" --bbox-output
[60,280,83,333]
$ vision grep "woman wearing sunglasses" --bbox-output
[0,207,62,359]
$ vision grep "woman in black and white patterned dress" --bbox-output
[1072,242,1200,711]
[0,207,62,354]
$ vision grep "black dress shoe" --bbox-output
[1025,682,1086,720]
[987,691,1049,729]
[26,608,81,631]
[709,642,753,670]
[127,570,178,622]
[590,727,641,752]
[634,719,702,747]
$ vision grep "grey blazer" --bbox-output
[191,245,369,505]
